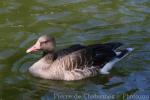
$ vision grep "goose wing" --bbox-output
[56,44,85,57]
[55,42,122,71]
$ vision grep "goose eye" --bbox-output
[40,40,50,45]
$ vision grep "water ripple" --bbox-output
[36,0,86,6]
[0,49,16,60]
[19,34,39,48]
[35,11,71,21]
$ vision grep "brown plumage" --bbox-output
[26,35,133,81]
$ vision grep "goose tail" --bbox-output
[100,48,134,74]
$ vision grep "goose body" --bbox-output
[27,35,133,81]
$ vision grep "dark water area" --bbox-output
[0,0,150,100]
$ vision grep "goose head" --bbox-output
[26,35,55,53]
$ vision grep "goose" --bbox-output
[26,35,133,81]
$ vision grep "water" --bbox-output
[0,0,150,100]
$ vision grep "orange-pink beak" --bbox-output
[26,42,41,53]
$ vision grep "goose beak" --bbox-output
[26,42,41,53]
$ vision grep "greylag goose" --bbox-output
[26,35,133,81]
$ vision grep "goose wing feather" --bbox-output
[54,42,122,71]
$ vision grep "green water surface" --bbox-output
[0,0,150,100]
